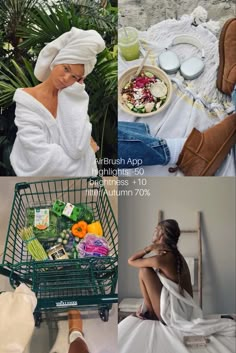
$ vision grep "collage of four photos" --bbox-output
[0,0,235,353]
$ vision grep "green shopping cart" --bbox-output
[0,177,118,325]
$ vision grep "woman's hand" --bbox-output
[144,244,156,253]
[77,77,85,84]
[90,137,100,153]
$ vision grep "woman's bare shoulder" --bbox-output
[22,86,38,96]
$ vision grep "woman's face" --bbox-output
[152,226,165,244]
[152,225,162,244]
[50,63,85,89]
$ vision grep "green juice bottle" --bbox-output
[118,27,140,61]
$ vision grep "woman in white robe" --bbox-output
[10,27,105,176]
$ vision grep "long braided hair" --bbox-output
[157,219,184,295]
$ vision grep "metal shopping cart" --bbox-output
[0,177,118,325]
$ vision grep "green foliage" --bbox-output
[0,59,38,106]
[86,47,117,160]
[0,0,117,175]
[17,0,117,53]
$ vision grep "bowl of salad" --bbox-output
[118,65,172,117]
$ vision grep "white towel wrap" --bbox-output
[34,27,106,81]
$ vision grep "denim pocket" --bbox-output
[118,138,170,168]
[118,121,170,167]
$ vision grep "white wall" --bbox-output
[118,177,236,315]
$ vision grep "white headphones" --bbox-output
[158,35,205,80]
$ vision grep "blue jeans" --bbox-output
[118,121,170,168]
[232,85,236,111]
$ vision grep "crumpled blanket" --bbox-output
[118,273,236,353]
[158,272,236,336]
[10,82,98,177]
[0,284,37,353]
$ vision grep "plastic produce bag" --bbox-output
[77,234,109,257]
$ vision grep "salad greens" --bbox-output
[121,70,168,114]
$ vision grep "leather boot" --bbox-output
[217,18,236,95]
[169,114,236,176]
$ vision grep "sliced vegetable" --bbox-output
[87,221,103,236]
[71,221,88,238]
[144,71,154,78]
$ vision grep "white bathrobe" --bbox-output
[0,284,37,353]
[10,82,98,176]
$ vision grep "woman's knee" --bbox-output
[139,267,155,278]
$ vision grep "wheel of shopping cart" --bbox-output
[99,307,109,322]
[34,312,42,327]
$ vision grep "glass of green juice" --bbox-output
[118,27,140,61]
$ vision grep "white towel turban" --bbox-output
[34,27,106,82]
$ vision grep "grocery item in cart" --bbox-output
[19,226,48,261]
[52,200,94,223]
[26,207,58,242]
[87,221,103,236]
[77,234,109,257]
[47,244,69,260]
[57,229,79,259]
[71,221,88,238]
[34,208,50,230]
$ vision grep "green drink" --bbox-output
[118,27,140,61]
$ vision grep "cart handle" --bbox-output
[15,182,30,192]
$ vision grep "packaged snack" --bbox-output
[47,244,69,260]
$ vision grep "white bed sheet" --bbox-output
[118,315,236,353]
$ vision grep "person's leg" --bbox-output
[119,116,236,176]
[118,121,171,167]
[138,268,163,320]
[68,310,89,353]
[232,85,236,111]
[170,113,236,176]
[138,269,156,319]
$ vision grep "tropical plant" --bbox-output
[0,0,117,175]
[86,47,117,161]
[17,0,117,54]
[0,0,41,62]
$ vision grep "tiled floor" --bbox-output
[0,177,118,353]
